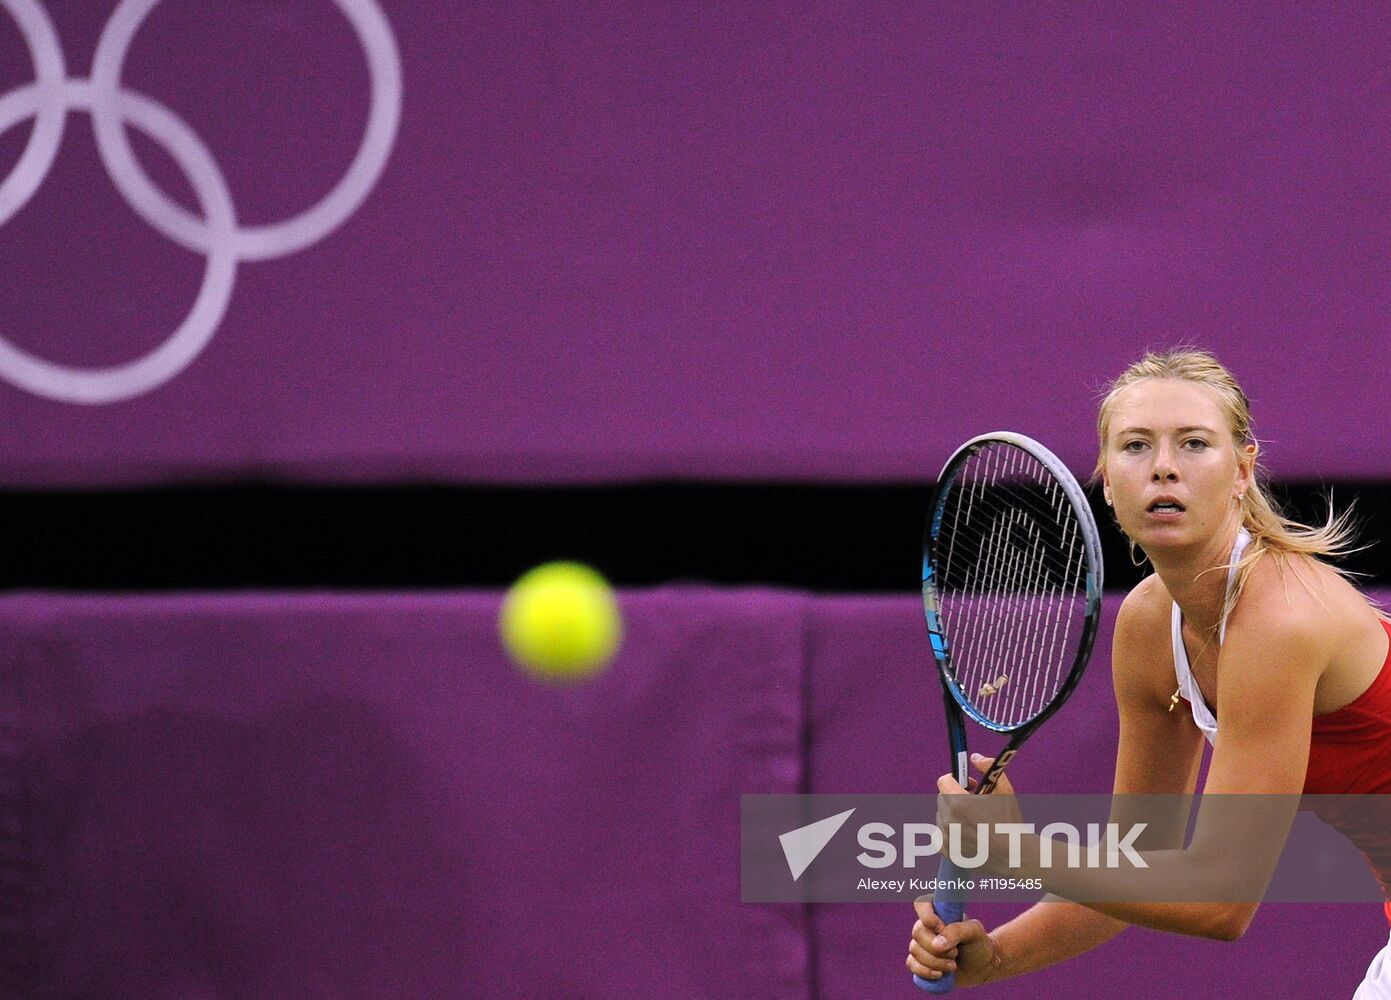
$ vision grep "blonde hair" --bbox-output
[1094,347,1376,624]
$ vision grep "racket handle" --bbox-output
[911,855,967,993]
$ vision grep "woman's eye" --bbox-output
[1183,439,1208,450]
[1123,441,1146,453]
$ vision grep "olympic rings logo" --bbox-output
[0,0,402,404]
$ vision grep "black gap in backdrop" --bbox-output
[1,481,1389,592]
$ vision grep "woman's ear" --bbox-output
[1236,443,1257,497]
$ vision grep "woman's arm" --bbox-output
[911,892,1126,987]
[993,579,1211,960]
[997,569,1325,938]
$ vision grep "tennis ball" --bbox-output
[499,562,622,680]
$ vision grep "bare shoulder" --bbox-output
[1226,552,1358,648]
[1115,572,1172,636]
[1112,574,1175,704]
[1209,554,1341,743]
[1226,552,1382,682]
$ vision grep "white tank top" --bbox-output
[1170,528,1251,745]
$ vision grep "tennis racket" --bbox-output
[912,432,1103,993]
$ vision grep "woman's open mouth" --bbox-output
[1145,498,1186,521]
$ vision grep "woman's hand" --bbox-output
[908,754,1015,985]
[906,895,1004,987]
[936,753,1024,873]
[937,752,1021,797]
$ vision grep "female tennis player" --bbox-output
[906,349,1391,996]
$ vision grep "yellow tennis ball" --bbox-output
[499,562,622,680]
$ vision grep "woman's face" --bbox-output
[1102,378,1252,554]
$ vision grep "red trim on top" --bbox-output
[1313,619,1391,730]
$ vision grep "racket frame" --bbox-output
[923,431,1104,791]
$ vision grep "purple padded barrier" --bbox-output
[1,587,1388,998]
[0,590,807,999]
[2,4,1391,483]
[807,592,1391,1000]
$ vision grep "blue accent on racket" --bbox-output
[912,857,966,992]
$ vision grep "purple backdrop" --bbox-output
[1,3,1390,484]
[1,588,1385,998]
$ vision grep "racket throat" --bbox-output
[977,747,1017,794]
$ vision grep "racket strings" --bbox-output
[933,442,1090,727]
[978,451,1068,723]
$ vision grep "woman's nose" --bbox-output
[1151,446,1179,481]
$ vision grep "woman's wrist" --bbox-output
[989,933,1011,983]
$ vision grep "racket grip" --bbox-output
[911,855,967,993]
